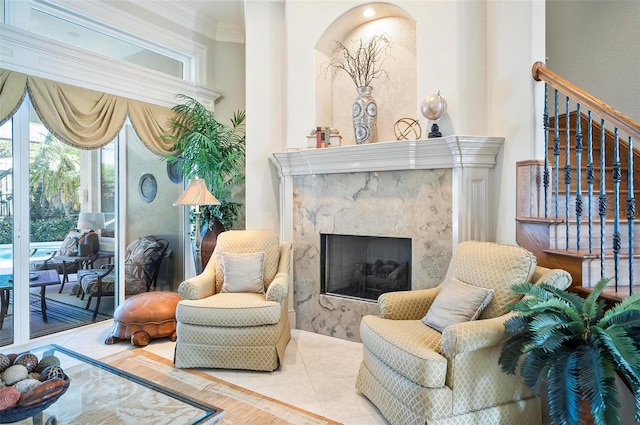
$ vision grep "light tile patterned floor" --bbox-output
[9,321,390,424]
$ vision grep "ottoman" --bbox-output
[105,291,182,346]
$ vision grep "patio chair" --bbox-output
[31,230,100,293]
[77,236,169,320]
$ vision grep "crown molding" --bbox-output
[132,0,245,44]
[216,22,245,44]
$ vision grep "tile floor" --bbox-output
[9,321,389,425]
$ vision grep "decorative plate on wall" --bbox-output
[139,173,157,203]
[167,161,183,183]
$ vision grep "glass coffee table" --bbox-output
[3,344,223,425]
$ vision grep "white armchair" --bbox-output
[174,229,292,371]
[355,241,572,425]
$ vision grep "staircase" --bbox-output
[516,62,640,302]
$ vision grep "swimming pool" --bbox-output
[0,241,63,270]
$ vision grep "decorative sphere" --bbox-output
[35,356,60,373]
[420,92,447,121]
[40,365,66,382]
[13,353,39,372]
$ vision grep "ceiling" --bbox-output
[135,0,245,43]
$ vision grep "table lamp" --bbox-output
[77,212,105,232]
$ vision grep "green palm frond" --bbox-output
[500,277,640,424]
[576,344,618,425]
[503,314,531,335]
[599,290,640,326]
[547,350,581,425]
[599,309,640,329]
[538,283,586,310]
[583,278,612,320]
[510,282,552,299]
[514,298,584,323]
[519,347,552,390]
[163,94,246,230]
[499,333,534,375]
[594,326,640,385]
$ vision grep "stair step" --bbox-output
[550,192,640,219]
[548,220,640,250]
[542,247,640,300]
[571,285,639,304]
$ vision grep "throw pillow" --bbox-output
[221,252,265,294]
[59,231,81,256]
[421,277,494,332]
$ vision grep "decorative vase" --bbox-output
[200,217,225,269]
[352,86,377,144]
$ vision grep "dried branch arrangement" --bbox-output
[327,33,392,88]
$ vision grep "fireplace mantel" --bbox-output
[270,135,505,332]
[270,136,504,176]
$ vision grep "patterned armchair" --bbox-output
[78,236,168,320]
[355,241,572,425]
[174,229,292,371]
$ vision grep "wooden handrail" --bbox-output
[532,61,640,141]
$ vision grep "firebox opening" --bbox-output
[320,233,411,301]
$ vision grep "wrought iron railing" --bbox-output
[533,62,640,297]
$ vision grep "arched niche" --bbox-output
[315,3,416,145]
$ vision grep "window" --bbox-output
[30,8,184,78]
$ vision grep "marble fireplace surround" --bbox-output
[270,136,504,342]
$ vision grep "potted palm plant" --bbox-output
[164,94,246,266]
[499,278,640,425]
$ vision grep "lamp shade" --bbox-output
[174,178,220,206]
[77,212,105,231]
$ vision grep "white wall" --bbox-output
[487,1,546,243]
[245,0,544,245]
[244,1,286,230]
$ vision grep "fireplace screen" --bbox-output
[321,234,411,301]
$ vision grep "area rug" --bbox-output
[101,349,342,425]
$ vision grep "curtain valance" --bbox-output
[0,69,177,156]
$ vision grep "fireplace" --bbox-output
[271,137,504,342]
[321,234,411,301]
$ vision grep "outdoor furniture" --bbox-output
[174,229,292,371]
[31,230,104,293]
[77,236,169,320]
[55,250,114,288]
[0,270,62,326]
[355,241,573,425]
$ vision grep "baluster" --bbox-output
[575,105,583,251]
[587,111,594,253]
[612,128,621,292]
[543,84,550,219]
[564,97,571,250]
[627,136,635,295]
[554,90,560,219]
[599,120,607,281]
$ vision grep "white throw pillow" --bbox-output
[421,277,494,332]
[221,252,265,294]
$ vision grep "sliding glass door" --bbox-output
[0,96,119,347]
[0,110,14,346]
